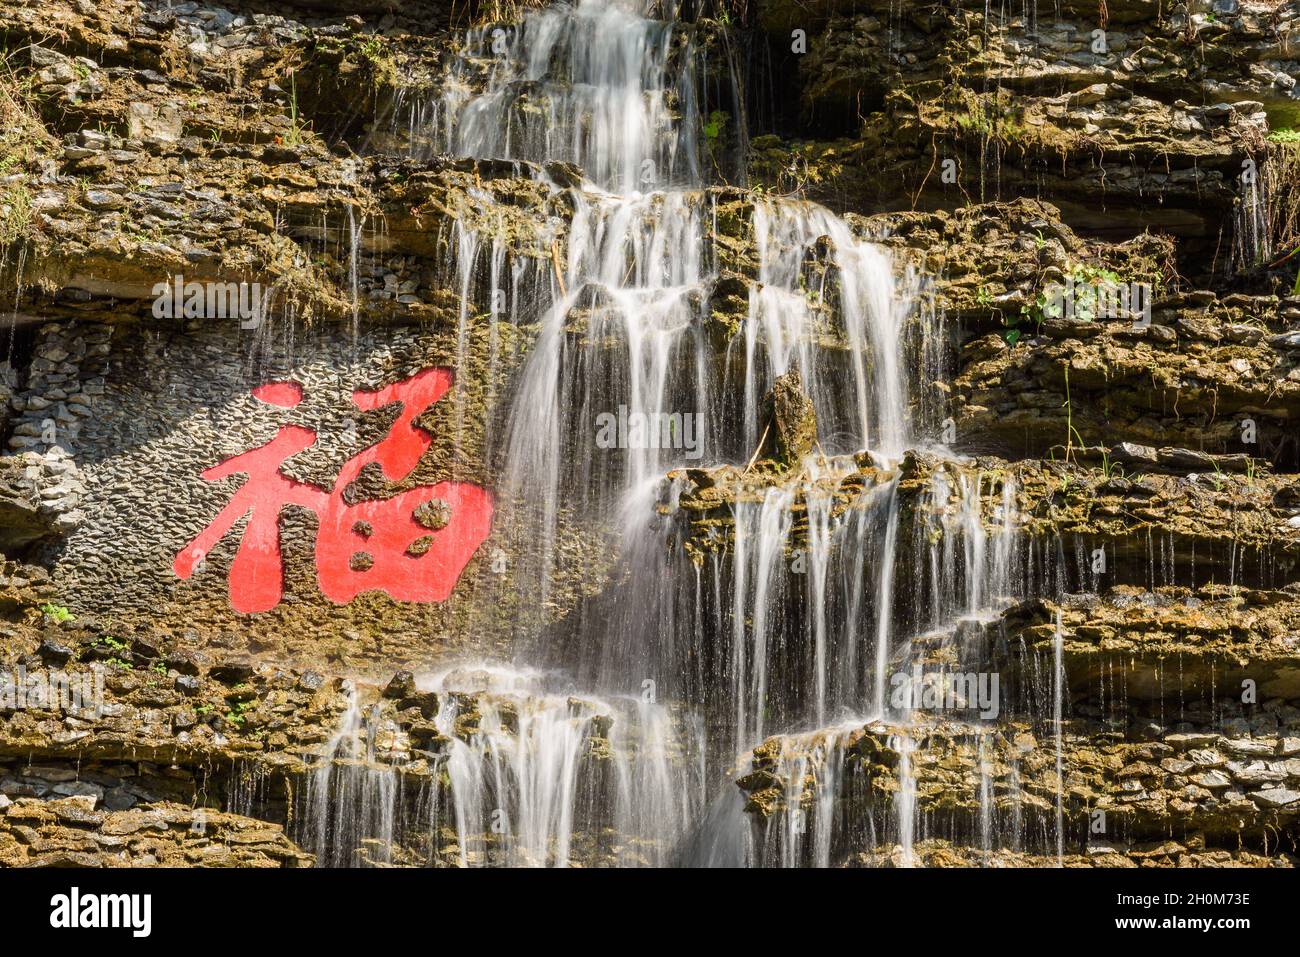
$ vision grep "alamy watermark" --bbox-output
[49,887,151,937]
[1042,275,1152,327]
[0,666,105,718]
[889,666,1001,719]
[594,405,705,460]
[151,274,270,328]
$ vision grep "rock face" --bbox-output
[0,0,1297,869]
[750,0,1300,268]
[758,370,819,467]
[0,798,312,868]
[0,450,84,553]
[737,713,1300,868]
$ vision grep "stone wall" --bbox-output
[6,315,550,667]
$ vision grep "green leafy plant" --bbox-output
[225,699,255,726]
[359,35,385,63]
[40,603,76,624]
[0,48,49,247]
[1002,263,1134,349]
[703,110,728,142]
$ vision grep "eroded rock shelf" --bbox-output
[0,0,1298,868]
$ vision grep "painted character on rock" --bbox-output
[172,368,494,613]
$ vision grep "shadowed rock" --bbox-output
[758,370,818,468]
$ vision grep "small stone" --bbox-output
[210,660,254,683]
[36,639,74,666]
[164,652,200,676]
[174,675,201,696]
[1111,442,1158,466]
[131,635,165,660]
[83,190,125,211]
[1222,737,1275,757]
[1227,761,1284,786]
[1192,769,1231,790]
[1248,787,1300,808]
[384,670,416,699]
[102,788,136,811]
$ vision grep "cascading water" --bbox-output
[419,0,700,192]
[413,0,919,618]
[294,665,701,868]
[300,686,426,868]
[315,0,1076,868]
[435,677,596,868]
[1053,610,1066,866]
[429,664,702,867]
[744,201,908,457]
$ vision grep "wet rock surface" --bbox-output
[0,798,312,867]
[0,0,1297,868]
[737,709,1300,867]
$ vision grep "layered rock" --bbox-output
[736,709,1300,867]
[0,0,1297,870]
[0,798,312,868]
[749,0,1300,279]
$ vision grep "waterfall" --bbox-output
[871,482,901,717]
[1231,150,1272,274]
[740,485,795,746]
[321,0,1044,868]
[403,0,913,617]
[436,682,594,867]
[678,458,1029,866]
[764,726,856,868]
[431,0,701,193]
[746,200,908,457]
[429,664,701,867]
[300,686,422,868]
[1053,611,1065,866]
[804,479,834,726]
[896,732,916,868]
[978,732,993,863]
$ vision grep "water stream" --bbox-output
[296,0,1074,868]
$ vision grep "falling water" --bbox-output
[301,687,413,867]
[896,732,916,868]
[871,482,901,717]
[1231,151,1271,274]
[745,201,908,457]
[319,0,1058,868]
[427,0,701,192]
[1053,610,1065,866]
[737,486,795,746]
[978,733,993,863]
[429,664,701,867]
[396,0,918,621]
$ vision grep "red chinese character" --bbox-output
[173,369,493,613]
